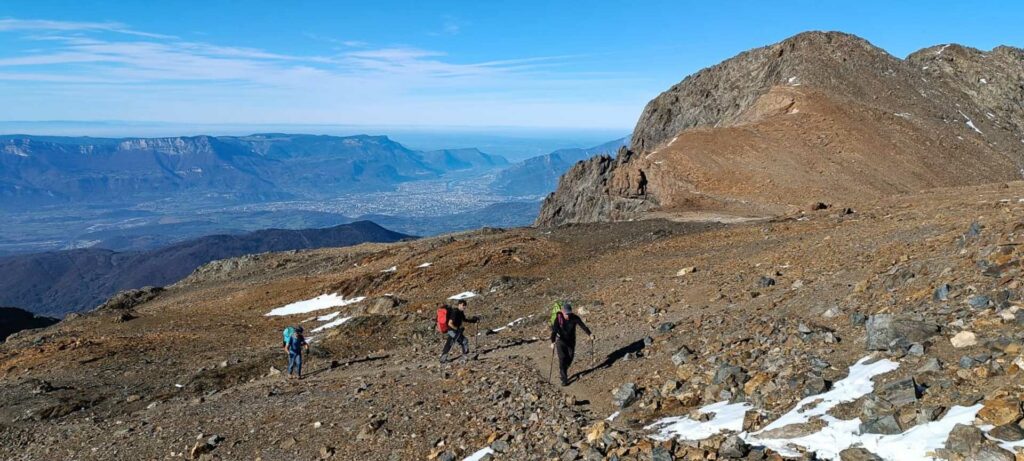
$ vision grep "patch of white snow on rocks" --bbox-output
[448,291,478,300]
[311,316,353,333]
[265,294,365,316]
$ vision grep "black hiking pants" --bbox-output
[555,339,575,385]
[440,329,468,362]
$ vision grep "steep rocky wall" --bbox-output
[534,148,652,226]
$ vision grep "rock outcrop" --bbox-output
[537,31,1024,227]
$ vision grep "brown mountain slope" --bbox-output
[537,31,1024,226]
[6,182,1024,459]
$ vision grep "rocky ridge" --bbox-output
[537,31,1024,227]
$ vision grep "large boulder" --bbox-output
[864,314,940,351]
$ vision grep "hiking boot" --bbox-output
[561,379,569,387]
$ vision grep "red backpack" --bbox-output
[436,305,450,333]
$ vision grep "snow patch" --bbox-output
[895,112,912,119]
[756,356,899,433]
[647,356,987,460]
[759,404,981,461]
[312,316,353,332]
[488,315,532,334]
[265,294,366,316]
[317,312,341,321]
[417,262,432,268]
[607,411,620,422]
[958,110,983,134]
[462,447,494,461]
[381,266,397,273]
[647,400,752,441]
[448,291,478,300]
[936,44,951,55]
[980,78,988,84]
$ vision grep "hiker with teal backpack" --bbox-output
[549,301,592,386]
[283,326,309,379]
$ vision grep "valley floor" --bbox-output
[4,181,1024,460]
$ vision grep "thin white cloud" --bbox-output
[0,18,175,39]
[0,18,643,128]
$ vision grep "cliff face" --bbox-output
[534,148,652,226]
[537,32,1024,227]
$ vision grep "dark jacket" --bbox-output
[550,312,591,347]
[447,308,478,331]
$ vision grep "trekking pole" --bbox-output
[547,345,555,384]
[590,337,595,366]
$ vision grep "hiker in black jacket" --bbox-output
[550,302,592,386]
[440,299,479,363]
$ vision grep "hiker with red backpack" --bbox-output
[438,299,479,363]
[550,301,592,386]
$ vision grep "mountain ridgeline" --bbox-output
[0,133,509,208]
[537,31,1024,226]
[0,221,410,317]
[490,137,628,196]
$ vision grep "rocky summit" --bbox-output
[6,31,1024,461]
[537,31,1024,227]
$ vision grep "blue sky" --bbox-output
[0,1,1022,131]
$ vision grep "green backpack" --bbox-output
[548,301,564,326]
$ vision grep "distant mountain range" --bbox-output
[0,307,58,342]
[0,133,509,208]
[0,220,410,317]
[489,137,628,196]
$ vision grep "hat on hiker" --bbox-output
[295,326,304,333]
[561,301,572,312]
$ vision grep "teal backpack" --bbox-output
[282,326,295,346]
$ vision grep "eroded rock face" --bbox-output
[538,31,1024,226]
[534,148,653,227]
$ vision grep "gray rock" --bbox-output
[611,383,638,408]
[945,424,984,454]
[713,364,748,387]
[916,357,943,373]
[490,440,509,453]
[934,284,951,301]
[968,295,991,309]
[965,221,983,239]
[879,378,919,406]
[802,375,829,397]
[850,312,868,326]
[864,314,940,351]
[436,451,456,461]
[916,406,946,425]
[758,276,776,288]
[657,322,675,333]
[989,423,1024,441]
[975,444,1015,461]
[671,346,694,366]
[839,447,883,461]
[859,414,902,434]
[718,434,750,458]
[650,446,673,461]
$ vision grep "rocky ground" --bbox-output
[5,182,1024,460]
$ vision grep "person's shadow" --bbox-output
[569,338,645,384]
